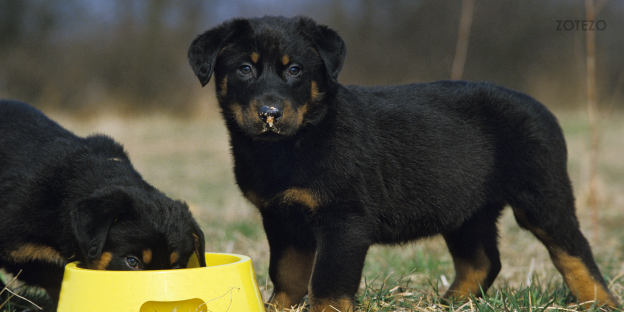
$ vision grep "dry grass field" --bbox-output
[3,107,624,311]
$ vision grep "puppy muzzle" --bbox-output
[258,105,283,128]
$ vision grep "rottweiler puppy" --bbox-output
[0,100,206,309]
[188,16,619,311]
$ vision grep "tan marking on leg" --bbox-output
[281,188,320,211]
[270,292,298,311]
[444,247,490,300]
[309,296,355,312]
[550,248,619,308]
[514,209,619,307]
[251,52,260,64]
[143,249,152,264]
[170,251,180,266]
[271,247,316,310]
[9,244,67,265]
[282,54,290,66]
[89,252,113,270]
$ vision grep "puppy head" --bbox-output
[70,187,206,270]
[188,16,346,140]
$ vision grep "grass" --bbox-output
[1,272,52,312]
[3,108,624,311]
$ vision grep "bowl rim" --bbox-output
[63,252,250,274]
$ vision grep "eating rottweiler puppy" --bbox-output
[188,16,619,311]
[0,100,206,309]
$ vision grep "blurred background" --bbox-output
[1,1,624,307]
[0,0,622,115]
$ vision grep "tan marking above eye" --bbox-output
[244,190,268,209]
[251,52,260,63]
[282,54,290,66]
[143,249,153,264]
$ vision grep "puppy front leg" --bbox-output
[269,245,316,311]
[262,204,316,311]
[308,225,370,312]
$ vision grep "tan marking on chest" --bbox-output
[281,188,320,211]
[244,190,268,209]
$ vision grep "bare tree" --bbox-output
[451,0,474,80]
[585,0,600,241]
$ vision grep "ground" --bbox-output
[3,108,624,311]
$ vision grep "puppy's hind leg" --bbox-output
[510,188,620,309]
[442,205,504,301]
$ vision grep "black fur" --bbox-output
[189,16,619,311]
[0,100,206,309]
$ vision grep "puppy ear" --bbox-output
[192,223,206,267]
[71,188,134,261]
[188,18,251,87]
[298,17,346,82]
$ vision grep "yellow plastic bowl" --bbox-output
[57,253,265,312]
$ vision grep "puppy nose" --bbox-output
[258,106,283,127]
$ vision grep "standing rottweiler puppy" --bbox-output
[0,100,206,310]
[188,16,619,311]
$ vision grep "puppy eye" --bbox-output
[239,65,252,75]
[172,264,184,269]
[288,65,301,76]
[125,256,140,269]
